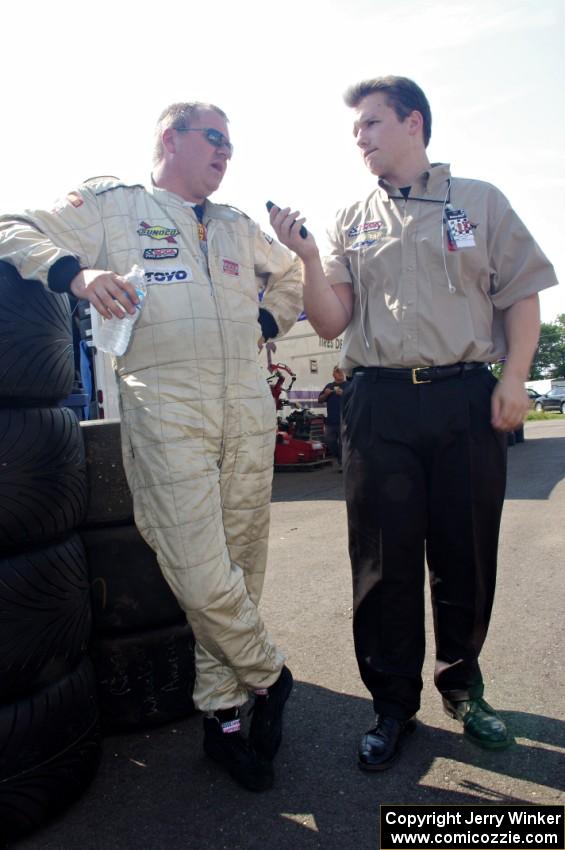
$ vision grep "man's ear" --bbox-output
[407,110,424,138]
[161,127,176,155]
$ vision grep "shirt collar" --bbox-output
[148,180,203,209]
[377,163,452,201]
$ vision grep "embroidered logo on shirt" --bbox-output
[143,247,179,260]
[222,259,239,276]
[347,220,385,238]
[52,191,83,213]
[350,233,385,251]
[144,268,192,283]
[137,221,179,243]
[66,191,84,208]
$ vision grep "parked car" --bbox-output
[526,387,541,408]
[533,386,565,413]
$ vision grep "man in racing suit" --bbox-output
[0,102,302,792]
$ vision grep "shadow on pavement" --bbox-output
[13,683,563,850]
[506,436,565,500]
[272,434,565,505]
[272,464,344,503]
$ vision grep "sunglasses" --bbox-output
[175,127,233,156]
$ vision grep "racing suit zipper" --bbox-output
[204,220,229,467]
[157,203,229,465]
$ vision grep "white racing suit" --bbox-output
[0,178,303,710]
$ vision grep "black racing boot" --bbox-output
[203,708,274,792]
[249,666,294,760]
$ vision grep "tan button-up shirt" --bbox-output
[322,163,558,370]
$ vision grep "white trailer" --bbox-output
[259,318,344,412]
[79,304,121,420]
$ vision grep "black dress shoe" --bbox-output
[358,714,416,771]
[203,712,274,792]
[249,666,294,760]
[442,696,513,750]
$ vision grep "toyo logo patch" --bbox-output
[144,269,192,283]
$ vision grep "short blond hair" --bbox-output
[152,102,229,166]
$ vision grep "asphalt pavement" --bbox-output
[14,419,565,850]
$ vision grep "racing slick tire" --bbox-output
[0,533,91,703]
[80,419,134,528]
[0,261,74,405]
[0,407,87,551]
[89,622,196,733]
[0,657,101,844]
[82,524,185,635]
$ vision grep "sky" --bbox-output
[2,0,563,321]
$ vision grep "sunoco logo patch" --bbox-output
[137,221,179,243]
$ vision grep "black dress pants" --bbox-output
[342,368,507,720]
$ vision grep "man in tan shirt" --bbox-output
[269,76,558,770]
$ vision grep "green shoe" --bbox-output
[442,697,513,750]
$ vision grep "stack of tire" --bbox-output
[79,400,197,733]
[0,262,101,845]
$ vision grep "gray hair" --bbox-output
[152,102,229,165]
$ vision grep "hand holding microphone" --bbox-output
[266,201,308,239]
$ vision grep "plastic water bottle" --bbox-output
[92,265,147,356]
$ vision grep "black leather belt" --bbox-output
[352,362,488,384]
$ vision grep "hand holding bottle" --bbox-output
[91,265,147,356]
[70,268,141,320]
